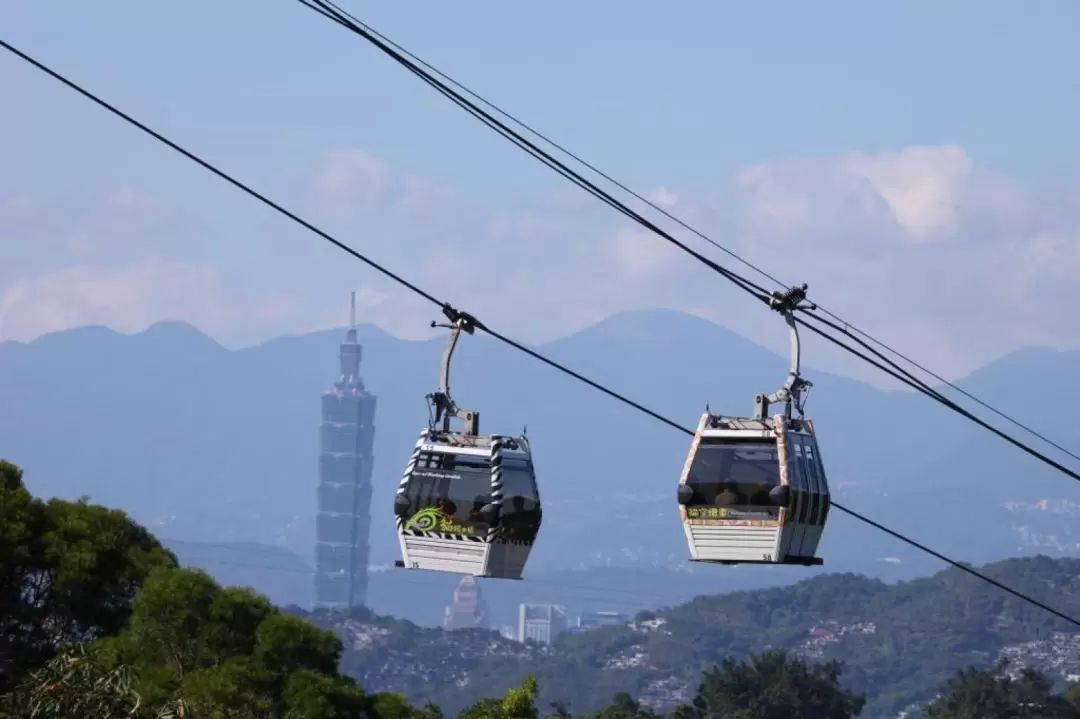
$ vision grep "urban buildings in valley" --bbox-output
[574,610,629,631]
[518,603,568,644]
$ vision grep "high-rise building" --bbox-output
[574,610,629,631]
[314,293,377,610]
[442,576,492,630]
[517,603,568,645]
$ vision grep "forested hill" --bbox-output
[313,555,1080,718]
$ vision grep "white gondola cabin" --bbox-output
[677,414,829,565]
[394,430,540,578]
[392,306,542,579]
[677,284,830,566]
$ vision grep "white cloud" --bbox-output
[726,145,1080,378]
[0,261,225,342]
[4,143,1079,384]
[841,144,973,241]
[606,225,684,281]
[649,187,679,207]
[314,148,391,210]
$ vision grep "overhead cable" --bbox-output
[302,0,1080,474]
[309,0,1080,474]
[4,35,1078,629]
[300,0,1080,484]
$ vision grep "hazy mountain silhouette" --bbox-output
[2,308,1078,616]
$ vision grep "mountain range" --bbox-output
[2,308,1079,625]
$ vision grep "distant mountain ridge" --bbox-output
[3,308,1079,616]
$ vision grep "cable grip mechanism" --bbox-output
[754,284,817,420]
[428,303,481,435]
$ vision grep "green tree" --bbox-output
[2,643,144,719]
[459,674,540,719]
[372,692,444,719]
[671,649,866,718]
[0,460,447,718]
[587,692,662,718]
[548,699,574,718]
[925,661,1080,719]
[0,460,176,693]
[97,565,371,716]
[0,460,39,691]
[1065,681,1080,710]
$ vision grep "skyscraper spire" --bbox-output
[348,290,357,337]
[338,292,362,389]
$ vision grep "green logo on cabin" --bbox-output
[405,506,443,531]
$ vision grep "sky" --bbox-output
[3,0,1080,385]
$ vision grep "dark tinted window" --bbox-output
[685,442,780,508]
[790,438,810,523]
[402,452,492,535]
[500,456,541,542]
[806,440,831,526]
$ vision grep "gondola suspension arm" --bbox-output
[429,303,481,435]
[754,284,815,420]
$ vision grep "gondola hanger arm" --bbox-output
[428,303,480,435]
[755,284,816,420]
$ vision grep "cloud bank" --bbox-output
[1,144,1077,382]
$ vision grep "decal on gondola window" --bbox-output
[405,506,444,531]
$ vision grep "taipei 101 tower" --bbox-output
[314,293,377,610]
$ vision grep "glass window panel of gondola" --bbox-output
[500,456,541,542]
[406,452,493,534]
[790,438,810,523]
[805,444,830,526]
[688,441,781,510]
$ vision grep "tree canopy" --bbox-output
[0,460,388,717]
[924,661,1080,719]
[0,459,177,694]
[669,650,865,719]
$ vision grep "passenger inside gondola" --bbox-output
[430,487,458,517]
[501,495,541,542]
[748,481,773,506]
[468,495,490,523]
[498,457,542,542]
[405,452,492,529]
[714,483,739,506]
[686,443,781,510]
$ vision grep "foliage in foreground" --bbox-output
[0,460,176,695]
[5,457,1080,718]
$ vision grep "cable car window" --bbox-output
[803,441,822,526]
[500,455,541,542]
[808,444,831,526]
[787,436,805,523]
[404,451,492,534]
[686,442,781,508]
[790,438,810,523]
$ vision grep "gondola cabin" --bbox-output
[676,413,829,565]
[394,430,541,579]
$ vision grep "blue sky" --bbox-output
[3,0,1079,382]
